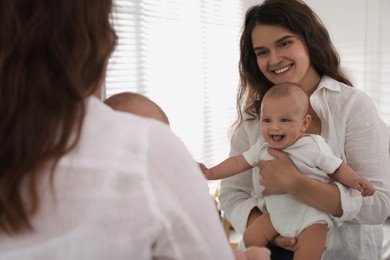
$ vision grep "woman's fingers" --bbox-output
[272,236,297,252]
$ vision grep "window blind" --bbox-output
[309,0,390,131]
[340,0,390,126]
[106,0,245,167]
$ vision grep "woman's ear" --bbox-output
[301,114,312,132]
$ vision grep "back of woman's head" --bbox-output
[0,0,117,234]
[237,0,351,123]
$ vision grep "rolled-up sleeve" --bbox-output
[331,182,362,224]
[339,91,390,224]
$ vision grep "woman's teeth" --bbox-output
[274,65,291,74]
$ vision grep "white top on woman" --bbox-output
[220,76,390,260]
[0,97,235,260]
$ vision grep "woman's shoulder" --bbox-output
[70,97,174,168]
[320,76,369,98]
[317,76,376,112]
[87,96,167,141]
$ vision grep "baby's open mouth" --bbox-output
[270,135,284,142]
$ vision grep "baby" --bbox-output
[199,82,375,259]
[104,92,169,125]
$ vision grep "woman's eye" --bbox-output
[254,49,267,57]
[280,41,291,47]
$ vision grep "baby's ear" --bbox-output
[301,114,311,132]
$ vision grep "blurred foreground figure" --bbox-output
[0,1,270,259]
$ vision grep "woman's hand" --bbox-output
[260,147,343,216]
[271,235,297,252]
[259,147,301,196]
[233,246,271,260]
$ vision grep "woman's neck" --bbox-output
[300,67,321,97]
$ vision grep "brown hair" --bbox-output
[235,0,352,128]
[0,0,117,233]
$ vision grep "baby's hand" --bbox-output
[354,178,375,197]
[197,163,215,180]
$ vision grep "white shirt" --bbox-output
[0,97,234,260]
[219,76,390,259]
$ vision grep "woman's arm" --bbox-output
[341,92,390,224]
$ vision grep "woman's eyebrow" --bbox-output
[253,35,295,51]
[275,35,294,43]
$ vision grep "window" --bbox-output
[340,0,390,126]
[105,0,245,168]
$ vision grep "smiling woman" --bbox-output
[219,1,390,260]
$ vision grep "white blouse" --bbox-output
[219,76,390,260]
[0,97,234,260]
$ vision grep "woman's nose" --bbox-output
[268,50,282,66]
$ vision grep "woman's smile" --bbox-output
[272,64,293,76]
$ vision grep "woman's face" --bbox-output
[251,24,319,90]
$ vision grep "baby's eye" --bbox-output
[280,118,290,122]
[262,118,271,123]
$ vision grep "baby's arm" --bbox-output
[198,155,253,180]
[329,163,375,197]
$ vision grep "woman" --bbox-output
[219,0,390,259]
[0,1,270,259]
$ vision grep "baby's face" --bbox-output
[260,96,309,150]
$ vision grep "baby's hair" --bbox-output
[263,82,309,115]
[104,92,169,125]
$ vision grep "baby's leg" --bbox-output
[243,212,278,247]
[293,223,327,260]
